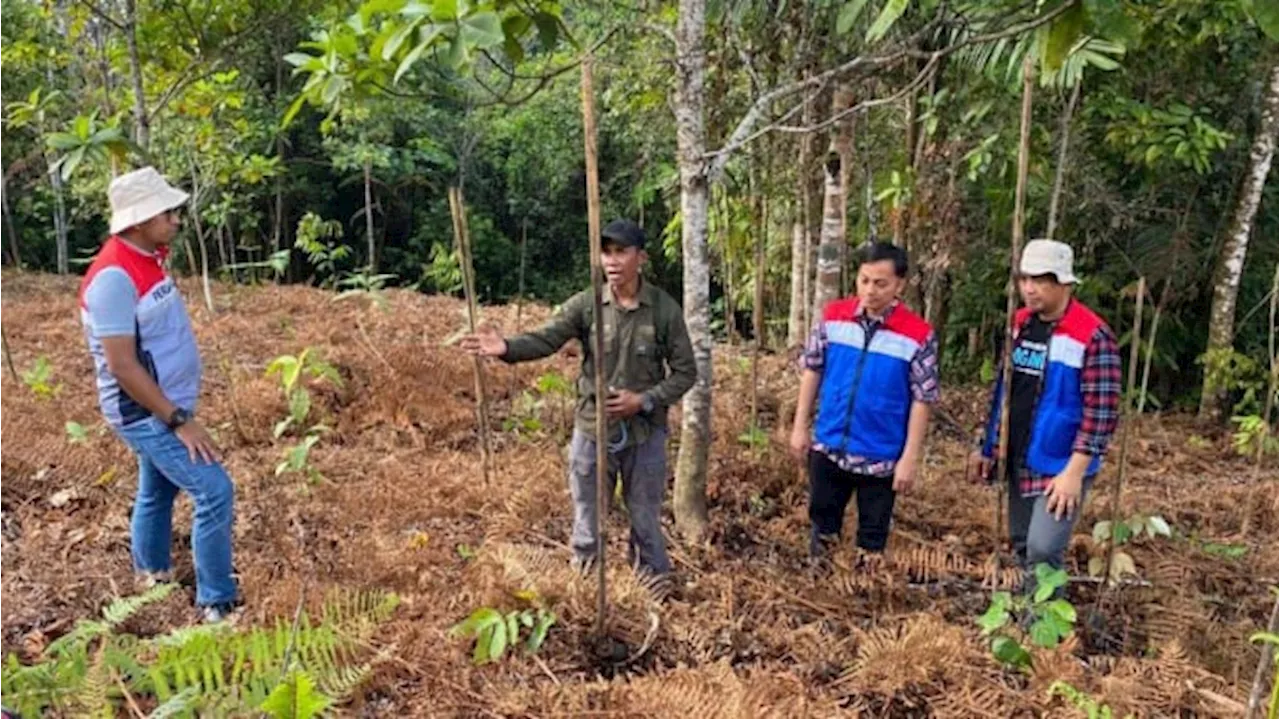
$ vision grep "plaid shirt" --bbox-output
[1012,324,1121,496]
[801,300,941,477]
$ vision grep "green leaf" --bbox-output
[1146,515,1171,538]
[282,94,309,128]
[460,11,504,48]
[1245,0,1280,41]
[505,612,521,646]
[283,52,317,67]
[1029,617,1065,648]
[487,617,508,662]
[1112,520,1133,545]
[1088,556,1104,577]
[449,607,501,639]
[431,0,457,21]
[836,0,870,34]
[865,0,908,42]
[381,18,421,60]
[65,421,88,443]
[1043,599,1077,624]
[1033,564,1069,602]
[1042,2,1085,73]
[526,612,554,654]
[259,670,334,719]
[1092,520,1111,545]
[991,636,1031,669]
[394,27,441,84]
[977,592,1012,635]
[289,389,312,425]
[532,11,560,49]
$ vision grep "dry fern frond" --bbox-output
[836,614,970,696]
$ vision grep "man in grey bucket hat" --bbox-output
[968,239,1122,592]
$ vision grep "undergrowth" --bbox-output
[1,584,399,718]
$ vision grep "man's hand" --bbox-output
[1044,469,1084,520]
[605,389,645,419]
[789,425,810,463]
[965,451,992,484]
[175,421,221,464]
[459,325,507,358]
[893,453,919,494]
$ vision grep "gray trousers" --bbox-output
[1008,478,1092,590]
[568,427,671,576]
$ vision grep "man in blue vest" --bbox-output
[968,239,1121,576]
[789,242,940,559]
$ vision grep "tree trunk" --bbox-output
[123,0,149,150]
[1,171,21,269]
[787,208,807,347]
[51,165,69,275]
[187,155,215,311]
[363,158,376,273]
[839,110,856,296]
[752,192,766,426]
[1046,83,1081,241]
[673,0,710,540]
[1200,60,1280,422]
[812,84,854,321]
[719,191,736,344]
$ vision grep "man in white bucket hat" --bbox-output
[78,166,240,623]
[968,239,1121,594]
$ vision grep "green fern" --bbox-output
[1,586,399,718]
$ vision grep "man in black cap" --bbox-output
[461,220,696,593]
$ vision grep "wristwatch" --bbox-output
[641,393,656,414]
[166,407,191,429]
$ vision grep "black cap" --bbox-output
[601,219,646,250]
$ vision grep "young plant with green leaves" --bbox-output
[22,356,61,399]
[1047,680,1132,719]
[1088,513,1172,584]
[265,348,343,438]
[294,212,351,288]
[977,564,1077,671]
[448,604,555,666]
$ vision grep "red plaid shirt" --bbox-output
[1012,324,1121,496]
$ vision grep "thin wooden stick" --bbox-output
[752,192,766,430]
[517,218,528,334]
[1242,265,1279,536]
[449,187,493,486]
[581,54,609,637]
[994,54,1036,563]
[1,325,18,382]
[1094,276,1145,609]
[1246,595,1279,719]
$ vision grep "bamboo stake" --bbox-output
[449,186,493,486]
[1,325,18,383]
[1246,596,1279,719]
[1242,265,1279,536]
[1094,276,1145,609]
[580,54,609,636]
[994,54,1036,561]
[752,192,766,430]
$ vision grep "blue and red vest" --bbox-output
[813,298,933,462]
[982,300,1108,477]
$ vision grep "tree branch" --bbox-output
[704,0,1080,184]
[75,0,125,32]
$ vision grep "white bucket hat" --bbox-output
[108,166,190,235]
[1020,238,1078,284]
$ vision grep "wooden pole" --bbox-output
[1246,596,1280,719]
[1094,277,1145,606]
[752,192,766,430]
[449,186,493,486]
[2,325,18,383]
[581,54,609,636]
[1242,266,1279,536]
[995,54,1036,560]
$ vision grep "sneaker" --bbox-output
[201,602,241,625]
[570,553,597,576]
[641,574,675,603]
[135,570,173,590]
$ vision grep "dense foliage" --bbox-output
[2,0,1276,412]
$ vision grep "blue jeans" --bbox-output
[116,418,237,606]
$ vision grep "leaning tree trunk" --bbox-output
[2,170,21,269]
[1200,60,1280,422]
[1046,83,1081,241]
[812,83,854,321]
[673,0,711,540]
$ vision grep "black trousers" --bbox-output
[808,450,897,554]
